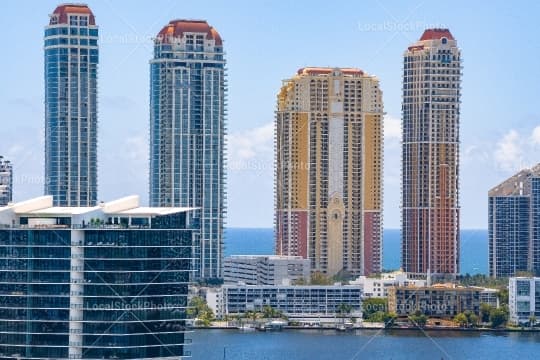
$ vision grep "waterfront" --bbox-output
[190,329,540,359]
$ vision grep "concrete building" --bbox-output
[223,255,310,285]
[0,195,194,359]
[0,157,12,206]
[44,4,99,206]
[149,19,226,280]
[509,277,540,325]
[208,284,362,320]
[275,67,384,277]
[350,271,426,298]
[401,29,462,277]
[388,284,496,318]
[488,164,540,277]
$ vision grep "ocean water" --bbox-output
[225,228,488,275]
[190,329,540,360]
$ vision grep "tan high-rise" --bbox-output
[275,67,383,277]
[401,29,461,277]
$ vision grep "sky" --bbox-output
[0,0,539,229]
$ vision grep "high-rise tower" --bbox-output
[0,156,12,206]
[149,20,226,279]
[275,67,384,277]
[401,29,461,277]
[44,4,98,206]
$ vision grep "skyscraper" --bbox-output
[44,4,98,207]
[401,29,461,277]
[0,156,12,206]
[489,164,540,277]
[275,67,384,277]
[149,20,226,279]
[0,195,193,359]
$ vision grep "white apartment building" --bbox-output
[351,271,427,298]
[509,277,540,325]
[223,255,310,285]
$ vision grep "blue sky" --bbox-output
[0,0,539,228]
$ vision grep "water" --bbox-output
[225,228,488,275]
[189,329,540,359]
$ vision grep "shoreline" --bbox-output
[193,325,540,333]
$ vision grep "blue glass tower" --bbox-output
[150,20,226,279]
[44,4,98,206]
[489,165,540,277]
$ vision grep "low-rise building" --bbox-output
[509,277,540,325]
[388,284,494,318]
[208,284,362,320]
[351,271,427,298]
[223,255,310,285]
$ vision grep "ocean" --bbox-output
[225,228,488,275]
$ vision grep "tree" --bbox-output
[497,289,509,307]
[489,308,508,328]
[362,298,387,320]
[337,303,353,323]
[409,310,428,327]
[188,296,215,326]
[468,314,479,327]
[480,303,493,323]
[454,313,468,327]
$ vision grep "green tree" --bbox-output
[497,289,509,307]
[529,315,537,328]
[454,313,468,327]
[468,313,479,327]
[489,308,508,328]
[362,298,387,320]
[337,303,353,323]
[187,296,215,326]
[409,310,428,327]
[480,303,493,323]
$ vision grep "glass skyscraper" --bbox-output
[149,20,226,279]
[0,195,194,359]
[44,4,98,207]
[0,156,12,206]
[489,164,540,277]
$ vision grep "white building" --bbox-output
[351,271,427,298]
[223,255,310,285]
[509,277,540,325]
[207,284,362,320]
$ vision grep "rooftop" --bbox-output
[50,3,95,25]
[156,19,222,45]
[297,67,365,76]
[419,28,454,41]
[489,163,540,197]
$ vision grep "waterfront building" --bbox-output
[223,255,311,285]
[149,19,226,280]
[508,277,540,325]
[44,4,99,207]
[208,284,362,320]
[488,164,540,277]
[401,29,462,277]
[0,195,194,359]
[0,157,12,206]
[275,67,384,277]
[350,271,426,298]
[388,284,496,318]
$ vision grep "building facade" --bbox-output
[44,4,98,207]
[149,20,226,279]
[488,164,540,277]
[0,195,194,359]
[223,255,311,285]
[350,271,427,298]
[275,67,384,277]
[209,284,362,319]
[401,29,462,277]
[0,157,12,206]
[509,277,540,325]
[388,284,491,318]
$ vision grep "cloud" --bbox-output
[384,114,401,140]
[122,135,147,161]
[227,122,274,165]
[494,130,523,172]
[531,126,540,145]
